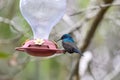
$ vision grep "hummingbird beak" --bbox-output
[56,38,61,42]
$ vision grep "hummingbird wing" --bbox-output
[62,42,81,54]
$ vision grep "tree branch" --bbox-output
[81,0,114,52]
[71,2,119,16]
[69,0,114,80]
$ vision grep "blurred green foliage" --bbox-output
[77,0,90,8]
[0,51,10,59]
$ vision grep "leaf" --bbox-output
[0,52,10,59]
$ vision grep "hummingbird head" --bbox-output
[61,34,72,40]
[57,34,74,42]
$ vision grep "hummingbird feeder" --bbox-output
[16,0,66,57]
[16,39,65,57]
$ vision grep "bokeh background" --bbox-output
[0,0,120,80]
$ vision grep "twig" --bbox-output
[71,2,120,16]
[57,17,89,37]
[0,16,32,40]
[0,16,21,33]
[63,14,75,27]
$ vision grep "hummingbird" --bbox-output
[58,34,83,56]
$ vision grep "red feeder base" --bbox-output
[15,39,65,57]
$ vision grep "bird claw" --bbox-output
[63,50,67,54]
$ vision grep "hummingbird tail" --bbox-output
[73,49,83,56]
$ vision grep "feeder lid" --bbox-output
[16,39,65,57]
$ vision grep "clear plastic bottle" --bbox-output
[20,0,66,39]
